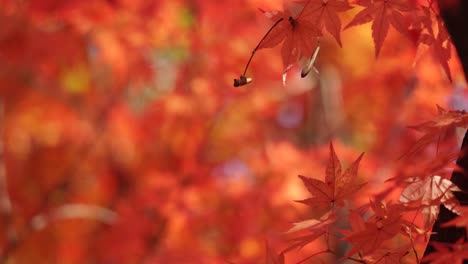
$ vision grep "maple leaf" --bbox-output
[421,239,468,264]
[296,0,353,46]
[399,175,461,229]
[345,0,414,56]
[442,206,468,234]
[402,106,468,159]
[297,142,365,211]
[344,201,407,257]
[389,152,459,184]
[259,0,322,72]
[412,7,453,81]
[410,106,468,132]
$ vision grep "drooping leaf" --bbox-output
[301,44,320,77]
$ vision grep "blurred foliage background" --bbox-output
[0,0,465,263]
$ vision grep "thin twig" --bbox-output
[242,17,284,76]
[409,230,420,263]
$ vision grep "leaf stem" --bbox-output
[242,17,284,76]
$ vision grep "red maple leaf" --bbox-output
[442,206,468,234]
[296,0,353,46]
[422,239,468,264]
[389,152,459,184]
[297,142,365,211]
[345,0,414,56]
[410,106,468,132]
[402,106,468,159]
[344,201,407,257]
[259,1,322,72]
[412,7,453,81]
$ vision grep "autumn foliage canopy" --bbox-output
[0,0,468,263]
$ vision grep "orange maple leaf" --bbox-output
[297,142,365,211]
[259,0,322,72]
[345,0,414,56]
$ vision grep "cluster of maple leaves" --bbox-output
[0,0,466,263]
[268,137,467,263]
[248,0,468,263]
[236,0,453,86]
